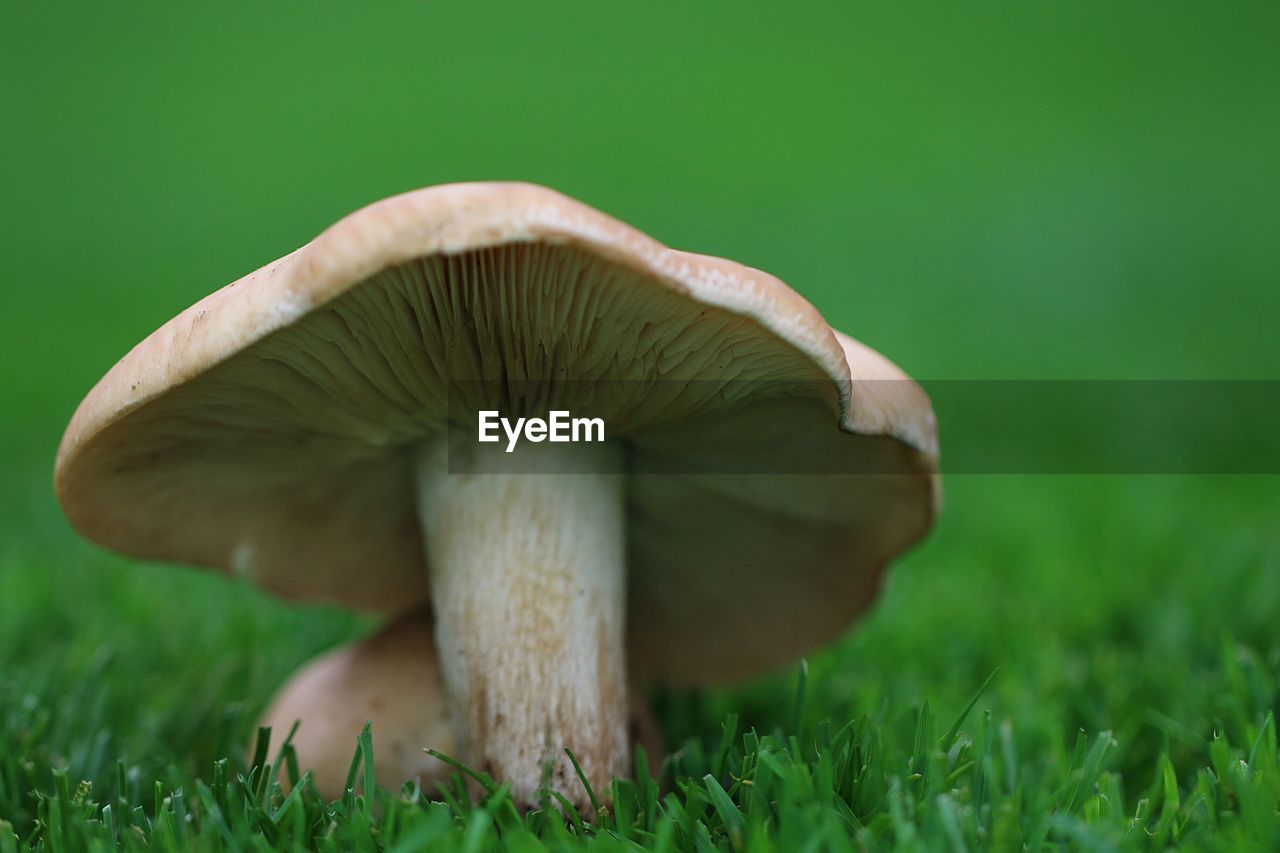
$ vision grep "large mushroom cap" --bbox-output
[55,181,938,686]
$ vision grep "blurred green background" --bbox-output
[2,0,1278,835]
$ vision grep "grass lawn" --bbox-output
[2,2,1279,849]
[3,478,1279,850]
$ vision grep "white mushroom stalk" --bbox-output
[415,433,628,810]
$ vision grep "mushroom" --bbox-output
[55,182,939,810]
[257,610,455,797]
[257,609,665,799]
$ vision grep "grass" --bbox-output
[3,478,1278,850]
[8,686,1278,852]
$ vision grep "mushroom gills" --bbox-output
[416,433,628,810]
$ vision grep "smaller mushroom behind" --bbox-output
[256,611,454,797]
[256,610,664,800]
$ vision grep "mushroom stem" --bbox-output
[415,434,628,811]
